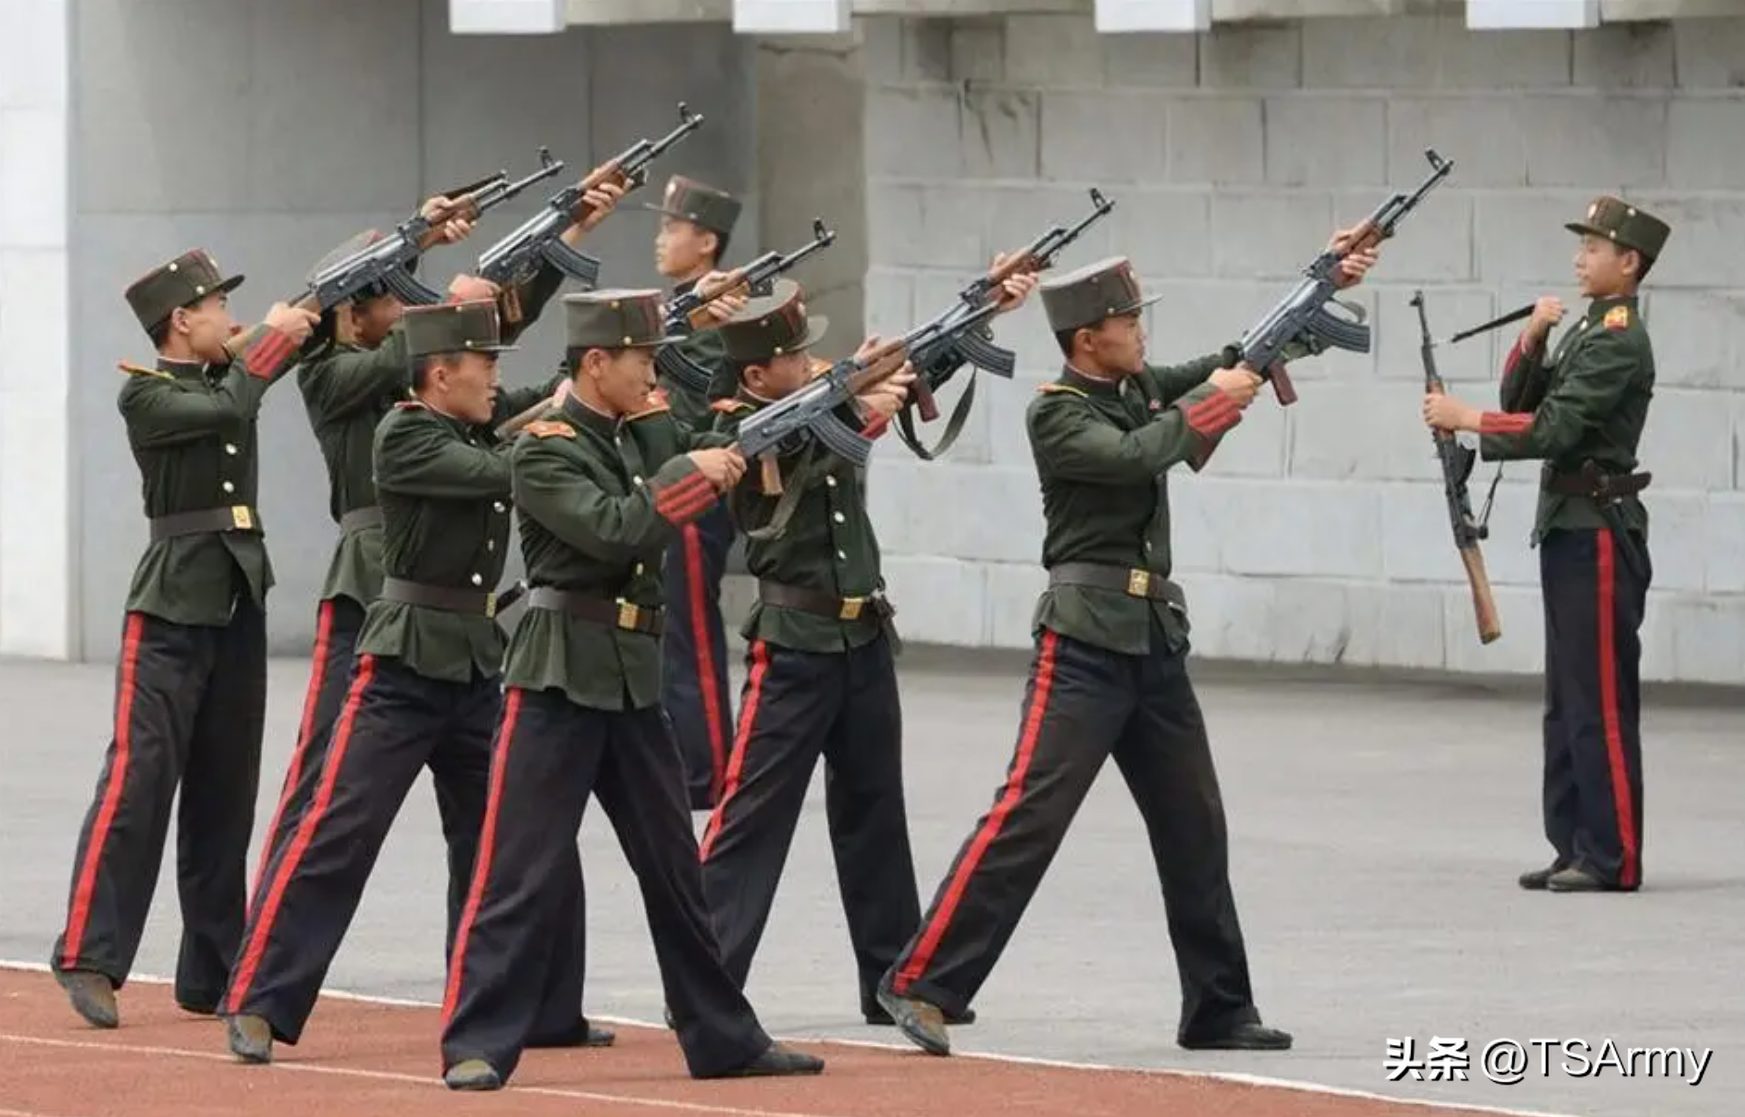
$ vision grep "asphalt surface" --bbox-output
[3,646,1739,1117]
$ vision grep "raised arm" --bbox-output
[120,323,303,449]
[1028,379,1243,484]
[1479,327,1641,463]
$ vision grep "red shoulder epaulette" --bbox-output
[711,398,752,413]
[524,419,576,439]
[1036,382,1087,397]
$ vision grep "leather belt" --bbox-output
[339,507,384,532]
[757,579,893,623]
[526,586,664,635]
[149,504,260,543]
[1543,460,1651,503]
[1048,562,1184,607]
[379,576,501,617]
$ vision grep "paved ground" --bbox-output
[4,648,1739,1117]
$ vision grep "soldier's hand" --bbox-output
[419,196,474,245]
[448,274,500,303]
[1526,296,1566,348]
[1207,365,1262,408]
[1328,226,1378,289]
[853,334,887,364]
[265,302,320,343]
[1423,393,1479,433]
[988,253,1041,312]
[699,273,749,324]
[687,447,746,491]
[858,364,915,420]
[579,177,627,232]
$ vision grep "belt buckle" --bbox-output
[617,599,641,630]
[230,505,253,530]
[1126,569,1151,597]
[839,596,865,621]
[484,592,497,619]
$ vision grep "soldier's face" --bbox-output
[586,347,658,415]
[440,352,501,424]
[173,293,236,362]
[353,294,404,347]
[1574,235,1638,297]
[744,351,811,400]
[1081,313,1145,376]
[655,217,716,278]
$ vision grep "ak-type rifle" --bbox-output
[1231,148,1454,406]
[895,186,1116,461]
[654,217,839,397]
[1412,288,1501,645]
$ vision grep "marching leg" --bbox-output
[1533,536,1579,885]
[661,499,736,809]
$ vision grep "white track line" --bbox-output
[0,1108,104,1117]
[0,961,1581,1117]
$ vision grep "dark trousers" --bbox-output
[441,688,769,1082]
[220,655,586,1044]
[1539,526,1651,888]
[699,633,919,1010]
[50,598,268,1010]
[250,595,366,898]
[661,497,736,809]
[883,622,1259,1043]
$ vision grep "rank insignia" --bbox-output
[525,419,575,439]
[1603,306,1630,331]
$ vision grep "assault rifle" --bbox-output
[655,217,838,397]
[460,103,707,324]
[1412,289,1501,645]
[1230,147,1454,406]
[896,186,1117,461]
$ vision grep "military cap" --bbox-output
[563,289,682,351]
[643,174,742,238]
[1038,256,1162,335]
[1566,195,1671,262]
[717,278,829,364]
[124,249,245,334]
[402,298,516,359]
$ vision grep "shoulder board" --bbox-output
[116,361,172,380]
[1035,383,1087,397]
[626,388,672,421]
[524,419,576,439]
[711,398,753,414]
[1603,305,1631,331]
[393,399,427,411]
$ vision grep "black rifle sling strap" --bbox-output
[740,446,828,543]
[894,368,979,461]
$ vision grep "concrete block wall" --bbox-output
[67,0,758,660]
[859,11,1745,683]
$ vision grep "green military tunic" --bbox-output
[503,393,732,710]
[1025,355,1237,657]
[710,391,890,653]
[354,377,561,682]
[118,323,303,626]
[1480,295,1653,541]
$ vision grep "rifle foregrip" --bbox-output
[759,454,783,495]
[1267,364,1299,406]
[1460,546,1502,644]
[911,378,940,422]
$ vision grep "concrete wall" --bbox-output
[859,11,1745,684]
[0,0,72,658]
[67,0,759,660]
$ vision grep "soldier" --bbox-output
[49,250,320,1027]
[1423,195,1666,894]
[875,239,1377,1057]
[438,289,831,1090]
[696,270,1034,1025]
[647,174,747,809]
[218,285,598,1063]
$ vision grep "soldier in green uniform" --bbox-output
[247,178,627,1053]
[218,286,593,1063]
[439,289,824,1090]
[694,272,1033,1025]
[646,174,748,809]
[876,241,1377,1057]
[50,250,320,1028]
[1424,195,1667,894]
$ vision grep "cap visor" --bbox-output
[216,273,246,295]
[1564,221,1604,238]
[624,331,691,349]
[793,314,829,352]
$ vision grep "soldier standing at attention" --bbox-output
[876,238,1377,1058]
[1424,196,1667,894]
[696,270,1033,1025]
[218,284,597,1064]
[647,175,747,809]
[50,250,319,1027]
[438,290,825,1090]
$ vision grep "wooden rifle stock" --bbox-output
[1460,544,1502,645]
[494,389,559,441]
[751,345,911,496]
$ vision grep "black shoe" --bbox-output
[1518,860,1565,890]
[226,1014,273,1064]
[1179,1022,1293,1051]
[864,1002,975,1027]
[55,969,118,1029]
[1547,865,1631,892]
[701,1042,824,1078]
[875,987,951,1056]
[444,1058,503,1091]
[528,1018,616,1048]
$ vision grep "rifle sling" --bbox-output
[895,369,978,462]
[741,450,827,543]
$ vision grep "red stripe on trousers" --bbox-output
[249,600,336,906]
[60,613,147,969]
[1595,529,1640,888]
[224,654,377,1013]
[682,525,729,801]
[440,686,523,1030]
[893,629,1061,994]
[698,640,771,862]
